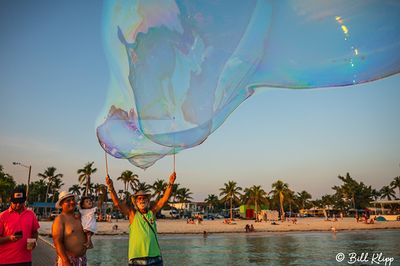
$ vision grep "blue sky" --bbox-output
[1,1,399,201]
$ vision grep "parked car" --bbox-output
[111,212,125,219]
[50,210,61,220]
[161,209,180,219]
[182,211,192,219]
[156,212,166,219]
[204,214,215,220]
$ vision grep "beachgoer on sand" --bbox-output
[52,191,88,266]
[223,219,231,224]
[79,196,97,249]
[245,224,250,232]
[106,171,176,266]
[0,187,40,266]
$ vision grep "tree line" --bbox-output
[1,163,399,221]
[0,162,193,210]
[215,173,400,221]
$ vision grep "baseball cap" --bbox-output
[11,187,27,203]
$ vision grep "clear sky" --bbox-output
[1,1,399,201]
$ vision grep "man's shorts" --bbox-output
[129,256,163,266]
[55,255,87,266]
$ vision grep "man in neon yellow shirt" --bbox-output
[106,172,176,266]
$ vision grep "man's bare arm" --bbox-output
[31,230,39,249]
[152,172,176,214]
[52,216,71,266]
[0,234,20,244]
[105,175,130,216]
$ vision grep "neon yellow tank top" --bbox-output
[128,210,161,259]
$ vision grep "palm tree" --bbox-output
[152,179,167,201]
[38,167,63,203]
[296,190,312,210]
[77,162,97,196]
[176,187,193,203]
[371,188,381,201]
[171,183,180,203]
[332,173,358,209]
[93,183,101,200]
[175,187,193,214]
[117,170,139,193]
[390,176,400,199]
[96,184,108,210]
[379,185,396,200]
[50,176,64,202]
[321,194,336,208]
[270,180,289,221]
[0,165,16,204]
[311,199,323,208]
[219,181,242,221]
[285,189,296,216]
[80,182,95,197]
[135,181,151,194]
[69,184,81,196]
[204,194,219,213]
[29,179,47,202]
[243,185,268,219]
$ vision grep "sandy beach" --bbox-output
[38,217,400,236]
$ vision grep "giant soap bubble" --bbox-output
[97,0,400,169]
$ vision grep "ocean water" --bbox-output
[87,230,399,266]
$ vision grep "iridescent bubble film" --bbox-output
[97,0,400,169]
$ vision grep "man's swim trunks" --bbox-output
[55,255,87,266]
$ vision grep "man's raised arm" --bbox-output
[152,172,176,214]
[106,175,130,216]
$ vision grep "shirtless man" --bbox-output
[52,191,87,266]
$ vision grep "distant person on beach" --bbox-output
[106,171,176,266]
[223,219,231,224]
[245,224,250,232]
[250,224,255,232]
[79,196,97,249]
[0,187,40,266]
[52,191,87,266]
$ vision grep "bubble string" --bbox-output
[105,150,109,176]
[173,151,176,173]
[173,116,176,173]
